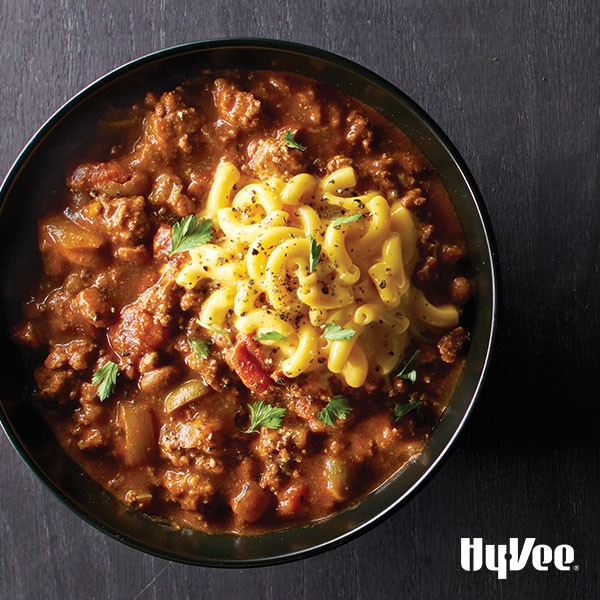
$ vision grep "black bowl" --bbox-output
[0,39,497,566]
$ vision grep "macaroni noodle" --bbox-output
[176,161,460,388]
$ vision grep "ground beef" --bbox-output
[77,427,108,451]
[44,339,97,371]
[437,327,468,363]
[148,174,195,217]
[326,155,353,173]
[162,470,216,511]
[344,110,373,151]
[439,243,467,265]
[212,78,261,137]
[100,195,150,246]
[138,90,203,163]
[247,128,307,179]
[34,365,78,403]
[401,188,426,210]
[159,415,224,467]
[136,273,182,326]
[413,256,439,289]
[450,277,473,305]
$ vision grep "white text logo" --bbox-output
[460,538,575,579]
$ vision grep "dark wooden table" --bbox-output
[1,1,598,598]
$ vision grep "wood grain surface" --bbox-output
[1,1,599,598]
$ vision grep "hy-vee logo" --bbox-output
[461,538,576,579]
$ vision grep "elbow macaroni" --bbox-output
[175,161,461,388]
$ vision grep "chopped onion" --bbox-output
[164,379,209,413]
[118,402,155,466]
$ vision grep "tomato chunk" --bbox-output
[67,160,131,191]
[109,304,169,363]
[227,337,272,394]
[231,481,272,523]
[277,484,309,518]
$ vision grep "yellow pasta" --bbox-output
[203,161,240,218]
[411,289,460,329]
[327,322,364,374]
[368,233,409,307]
[281,173,318,205]
[235,310,296,338]
[281,320,320,377]
[351,195,391,253]
[293,205,322,238]
[321,166,357,193]
[340,345,369,388]
[323,220,361,284]
[175,161,463,388]
[176,244,245,289]
[199,284,237,328]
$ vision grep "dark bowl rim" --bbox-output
[0,37,499,568]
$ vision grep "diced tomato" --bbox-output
[67,160,131,191]
[109,304,169,363]
[277,484,309,518]
[152,224,173,260]
[227,336,272,394]
[231,481,272,523]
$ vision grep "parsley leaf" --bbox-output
[189,336,212,359]
[309,235,322,272]
[255,331,287,341]
[283,130,306,151]
[393,399,422,422]
[317,396,353,427]
[92,361,119,401]
[396,349,421,382]
[244,400,286,433]
[322,322,356,341]
[332,213,363,227]
[197,320,233,345]
[170,215,213,255]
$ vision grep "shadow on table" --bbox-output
[460,288,599,455]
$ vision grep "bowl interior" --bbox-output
[0,40,496,566]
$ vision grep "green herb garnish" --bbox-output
[170,215,213,255]
[92,361,119,402]
[244,400,286,433]
[255,331,287,341]
[189,337,212,359]
[197,320,233,345]
[322,322,356,341]
[393,400,422,422]
[332,213,363,227]
[284,130,306,151]
[309,235,322,272]
[317,396,353,427]
[396,349,421,382]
